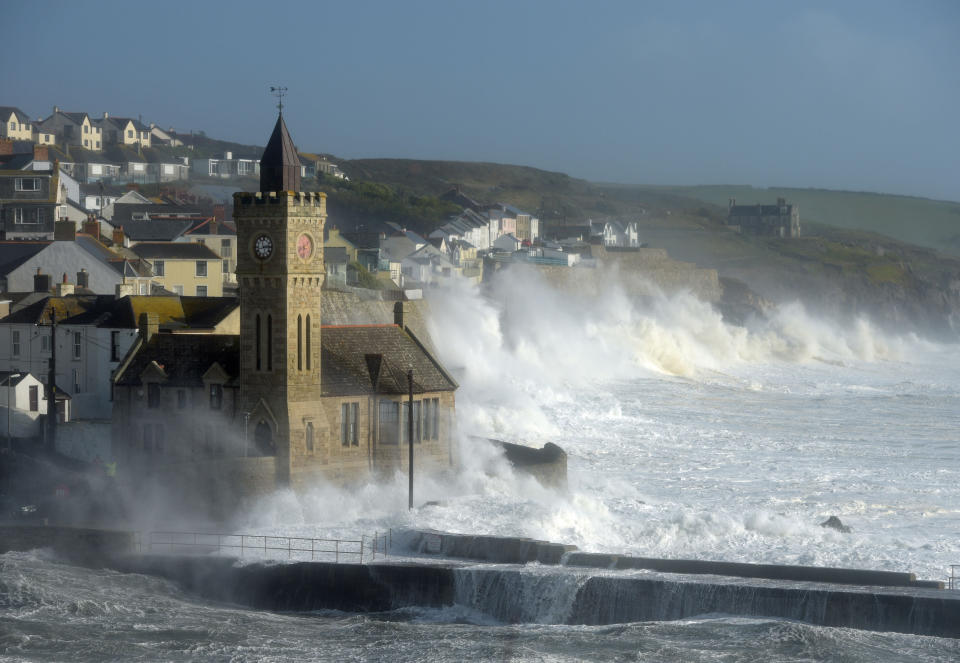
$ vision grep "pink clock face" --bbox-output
[297,234,313,260]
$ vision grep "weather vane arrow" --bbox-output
[270,85,288,114]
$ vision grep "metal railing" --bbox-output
[949,565,959,590]
[141,529,392,564]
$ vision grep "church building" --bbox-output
[111,114,457,512]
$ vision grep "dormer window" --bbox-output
[14,178,40,191]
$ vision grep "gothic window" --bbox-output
[306,422,314,452]
[267,315,273,370]
[341,402,359,446]
[255,314,261,370]
[378,400,399,445]
[297,314,303,371]
[254,420,274,455]
[306,314,311,370]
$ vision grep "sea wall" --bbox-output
[104,554,960,639]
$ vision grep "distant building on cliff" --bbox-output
[111,113,457,514]
[727,198,801,238]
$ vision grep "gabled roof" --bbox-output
[0,371,32,387]
[324,246,348,265]
[116,334,241,387]
[184,218,235,236]
[0,107,31,123]
[0,294,115,325]
[120,219,194,242]
[130,242,221,260]
[0,242,50,276]
[0,154,35,170]
[259,113,300,193]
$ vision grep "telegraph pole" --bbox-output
[46,310,57,451]
[408,369,414,510]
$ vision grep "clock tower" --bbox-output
[233,112,326,485]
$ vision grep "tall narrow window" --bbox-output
[110,331,120,362]
[305,315,311,370]
[255,314,261,370]
[11,331,20,357]
[266,315,273,370]
[209,384,223,410]
[297,315,303,371]
[28,385,38,412]
[306,422,314,452]
[73,331,82,359]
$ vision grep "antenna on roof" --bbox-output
[269,86,288,115]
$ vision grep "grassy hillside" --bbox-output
[645,185,960,257]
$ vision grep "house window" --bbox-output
[14,178,40,191]
[73,368,81,393]
[28,385,38,412]
[41,335,49,352]
[13,209,23,223]
[177,389,186,409]
[11,331,20,357]
[378,400,399,445]
[83,139,89,147]
[84,125,89,134]
[196,261,207,277]
[127,129,133,138]
[221,239,232,257]
[306,422,314,452]
[423,398,439,440]
[73,331,81,359]
[139,282,148,295]
[153,260,164,276]
[209,383,222,410]
[8,122,13,131]
[110,331,120,361]
[222,259,230,274]
[95,141,100,149]
[341,402,359,446]
[196,285,207,297]
[147,383,160,408]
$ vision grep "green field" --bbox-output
[644,185,960,257]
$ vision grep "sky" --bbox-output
[4,0,959,201]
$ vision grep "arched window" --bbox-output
[255,314,261,370]
[306,314,311,370]
[297,314,303,371]
[305,422,314,452]
[266,315,273,371]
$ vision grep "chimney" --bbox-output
[213,204,225,222]
[76,269,89,289]
[0,139,13,156]
[209,218,218,235]
[115,282,135,298]
[112,227,125,246]
[393,301,406,328]
[56,277,75,297]
[34,270,51,293]
[138,312,159,342]
[33,145,49,161]
[82,218,101,239]
[54,221,76,241]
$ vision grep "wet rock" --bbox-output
[820,516,852,533]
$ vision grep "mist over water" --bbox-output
[238,267,960,583]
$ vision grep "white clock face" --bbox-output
[254,234,273,259]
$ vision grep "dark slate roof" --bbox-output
[0,294,115,325]
[115,324,457,397]
[324,246,348,265]
[130,242,221,260]
[321,325,457,396]
[0,154,36,170]
[259,113,300,193]
[120,219,193,242]
[0,241,49,275]
[0,371,31,387]
[185,218,236,236]
[0,107,31,123]
[340,231,385,250]
[116,334,241,387]
[62,112,89,125]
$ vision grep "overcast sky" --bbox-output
[5,0,958,201]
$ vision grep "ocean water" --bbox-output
[3,267,960,660]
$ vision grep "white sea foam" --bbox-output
[237,269,959,582]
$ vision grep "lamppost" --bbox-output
[6,372,21,452]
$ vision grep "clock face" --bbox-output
[254,234,273,259]
[297,233,313,260]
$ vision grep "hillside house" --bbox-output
[40,109,102,151]
[727,198,801,238]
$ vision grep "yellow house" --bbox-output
[0,107,33,141]
[40,109,102,151]
[325,227,359,263]
[99,114,152,149]
[130,242,224,297]
[32,126,55,145]
[182,220,237,286]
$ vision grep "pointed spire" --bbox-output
[259,113,300,193]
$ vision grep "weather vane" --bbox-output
[270,85,288,114]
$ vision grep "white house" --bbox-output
[0,371,50,441]
[602,220,640,248]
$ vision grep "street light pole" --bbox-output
[408,369,414,510]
